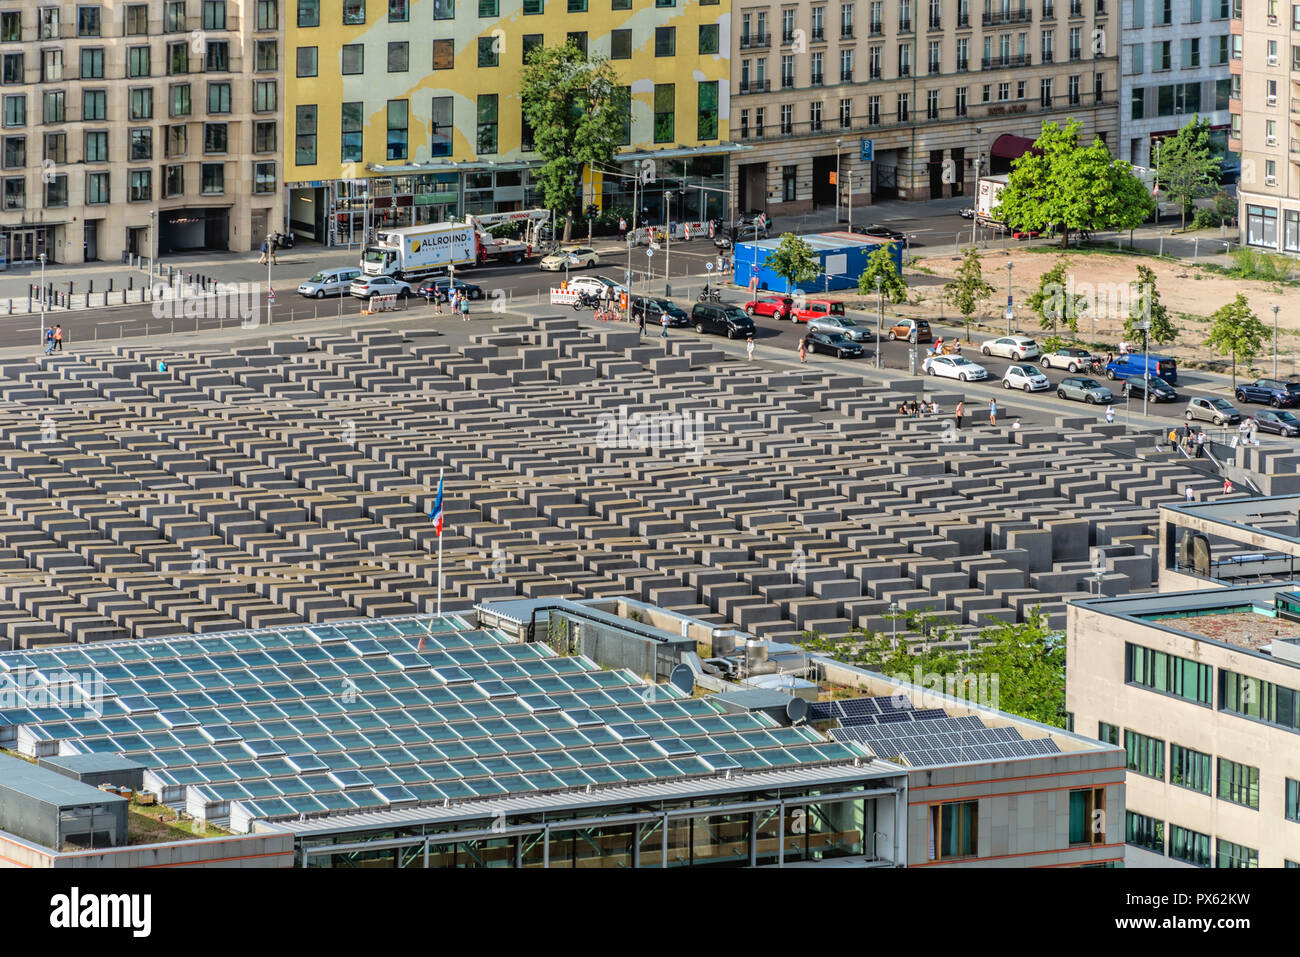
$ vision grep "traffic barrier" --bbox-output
[550,288,581,305]
[362,294,400,315]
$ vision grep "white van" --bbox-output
[298,267,363,298]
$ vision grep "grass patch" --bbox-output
[125,797,230,845]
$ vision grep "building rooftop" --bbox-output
[0,753,128,810]
[1139,609,1300,651]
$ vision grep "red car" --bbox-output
[745,295,793,320]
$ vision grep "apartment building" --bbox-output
[0,1,283,265]
[284,0,733,247]
[1234,0,1300,255]
[1118,0,1235,171]
[730,0,1119,217]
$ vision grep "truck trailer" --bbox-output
[361,224,477,281]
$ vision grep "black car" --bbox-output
[692,303,755,338]
[805,330,864,358]
[1251,409,1300,437]
[1121,375,1178,402]
[1235,378,1300,408]
[854,224,906,242]
[958,207,976,220]
[417,277,484,300]
[631,295,689,326]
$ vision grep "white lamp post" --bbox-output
[1005,261,1013,334]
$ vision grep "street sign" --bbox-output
[705,262,714,271]
[646,248,654,258]
[860,138,874,162]
[829,171,838,185]
[268,289,276,302]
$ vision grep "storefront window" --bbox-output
[1246,204,1278,249]
[1284,210,1300,253]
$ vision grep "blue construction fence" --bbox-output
[732,231,903,293]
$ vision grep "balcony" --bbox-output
[811,73,824,86]
[739,33,770,50]
[1042,50,1054,63]
[982,54,1032,69]
[956,58,969,71]
[841,70,853,82]
[738,78,771,94]
[1292,137,1300,155]
[899,64,911,76]
[898,18,913,32]
[869,66,882,79]
[869,20,883,35]
[1095,0,1106,13]
[841,28,854,38]
[928,60,940,73]
[782,31,794,44]
[928,16,942,30]
[958,13,970,27]
[782,75,794,88]
[982,10,1032,25]
[811,27,825,42]
[1042,3,1055,18]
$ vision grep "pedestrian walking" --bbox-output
[460,294,470,320]
[258,239,268,265]
[660,314,669,339]
[44,327,55,355]
[1223,478,1234,495]
[638,309,646,337]
[988,398,998,426]
[1167,427,1178,449]
[1105,404,1115,424]
[798,337,807,363]
[269,235,279,265]
[955,400,965,429]
[618,217,627,241]
[448,288,458,314]
[1196,429,1206,458]
[746,335,755,361]
[1184,485,1195,503]
[53,324,62,351]
[433,287,444,315]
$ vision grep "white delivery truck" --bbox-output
[975,175,1009,228]
[361,223,477,281]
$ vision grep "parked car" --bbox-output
[924,355,989,381]
[744,295,794,320]
[791,298,847,324]
[730,214,770,240]
[1056,377,1114,404]
[1105,353,1178,384]
[298,267,362,298]
[692,302,755,338]
[1002,364,1051,392]
[958,207,976,220]
[1250,409,1300,437]
[417,277,484,301]
[1234,378,1300,408]
[1185,396,1242,425]
[567,275,628,298]
[539,246,599,271]
[1121,375,1179,403]
[854,224,906,242]
[1040,347,1096,372]
[805,330,864,358]
[630,295,690,326]
[350,275,412,300]
[981,335,1042,360]
[887,318,932,343]
[808,314,871,342]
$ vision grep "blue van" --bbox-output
[1105,353,1178,385]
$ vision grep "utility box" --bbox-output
[733,231,903,293]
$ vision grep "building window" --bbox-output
[207,82,230,114]
[254,81,277,113]
[203,1,227,30]
[1220,669,1299,730]
[1216,839,1258,869]
[2,176,22,210]
[85,171,109,204]
[612,85,630,146]
[389,41,409,71]
[201,162,224,195]
[128,169,151,202]
[1246,206,1278,249]
[254,161,276,194]
[167,42,188,75]
[928,801,978,860]
[2,94,25,127]
[341,102,362,162]
[1170,743,1212,794]
[129,128,152,161]
[431,95,453,156]
[343,0,366,24]
[203,122,227,153]
[43,90,65,123]
[1168,824,1210,867]
[567,31,587,56]
[783,164,796,201]
[39,6,60,39]
[1124,729,1164,781]
[569,0,587,10]
[1216,757,1259,810]
[653,84,674,143]
[955,86,967,116]
[44,173,68,207]
[256,0,279,29]
[1285,211,1300,255]
[128,47,150,78]
[387,98,409,159]
[1,12,20,42]
[611,30,631,59]
[434,0,455,18]
[1287,778,1300,823]
[80,48,104,80]
[433,39,454,70]
[163,164,184,198]
[700,24,719,55]
[1,53,22,86]
[1097,721,1119,745]
[478,37,498,67]
[1068,788,1105,845]
[84,130,107,162]
[0,135,22,169]
[76,5,101,37]
[655,26,676,56]
[166,125,187,157]
[479,0,498,13]
[295,104,317,165]
[254,121,276,153]
[206,40,229,71]
[169,84,191,117]
[43,132,64,166]
[475,94,496,154]
[255,40,278,72]
[697,81,718,139]
[1125,810,1164,855]
[1125,643,1213,706]
[525,0,544,11]
[163,0,185,31]
[297,47,318,77]
[389,0,410,20]
[298,0,320,27]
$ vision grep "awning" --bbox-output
[367,159,539,174]
[615,143,754,162]
[991,134,1038,160]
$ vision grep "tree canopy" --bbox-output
[857,244,908,303]
[943,247,995,338]
[1026,256,1085,337]
[1155,116,1222,230]
[1205,293,1268,388]
[1123,263,1178,350]
[763,234,821,294]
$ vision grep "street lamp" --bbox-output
[1005,261,1013,334]
[148,210,156,282]
[265,233,273,324]
[875,275,884,369]
[888,601,899,650]
[835,139,842,224]
[38,252,46,347]
[1274,304,1281,378]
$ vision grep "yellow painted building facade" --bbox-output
[284,0,733,244]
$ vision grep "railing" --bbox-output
[738,79,771,94]
[740,33,770,49]
[782,75,794,88]
[811,27,825,41]
[1042,50,1054,62]
[899,63,911,76]
[841,70,853,82]
[869,66,882,79]
[782,30,794,44]
[958,12,970,26]
[841,27,854,38]
[956,59,969,71]
[870,20,884,35]
[928,59,941,73]
[898,17,913,31]
[1042,3,1055,18]
[928,16,942,29]
[982,10,1032,25]
[1292,137,1300,155]
[982,54,1032,69]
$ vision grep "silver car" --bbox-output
[349,275,413,300]
[1056,376,1114,404]
[298,267,362,298]
[1186,396,1242,426]
[807,314,871,342]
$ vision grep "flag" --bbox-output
[430,475,444,536]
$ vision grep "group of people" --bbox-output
[927,336,964,357]
[897,399,942,418]
[257,236,280,266]
[428,285,472,320]
[1167,424,1210,457]
[43,324,63,354]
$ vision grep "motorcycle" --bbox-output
[572,290,602,311]
[271,231,295,250]
[712,233,733,251]
[697,287,722,304]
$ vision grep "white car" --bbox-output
[924,355,989,382]
[568,275,628,298]
[981,335,1042,360]
[539,246,599,271]
[1002,363,1051,392]
[349,275,413,300]
[298,267,362,298]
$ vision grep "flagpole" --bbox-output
[436,467,444,619]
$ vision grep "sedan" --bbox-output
[298,267,362,298]
[924,355,989,382]
[1186,396,1242,426]
[539,246,599,271]
[417,277,484,301]
[805,331,864,358]
[350,275,412,300]
[981,336,1042,361]
[1003,364,1051,392]
[1040,348,1096,372]
[1250,409,1300,437]
[568,275,628,298]
[808,314,872,342]
[1121,375,1179,403]
[745,296,794,320]
[630,296,690,326]
[854,224,906,242]
[1056,377,1113,404]
[959,207,976,220]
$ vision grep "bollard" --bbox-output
[88,280,93,295]
[168,266,173,285]
[108,278,113,292]
[128,276,133,290]
[69,282,74,298]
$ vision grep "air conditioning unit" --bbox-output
[1268,54,1280,67]
[1268,14,1279,25]
[1267,94,1278,106]
[1267,175,1278,186]
[1267,134,1279,146]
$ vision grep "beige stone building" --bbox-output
[1232,0,1300,255]
[729,0,1119,217]
[0,0,282,265]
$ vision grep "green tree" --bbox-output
[1205,293,1268,388]
[994,119,1156,249]
[1026,256,1085,337]
[857,244,908,303]
[1123,264,1178,350]
[763,233,821,295]
[1155,117,1222,230]
[943,247,995,339]
[519,42,623,242]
